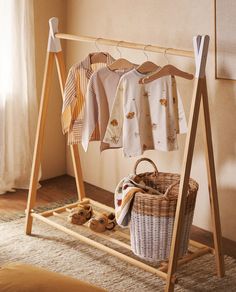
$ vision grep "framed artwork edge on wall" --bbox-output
[214,0,236,81]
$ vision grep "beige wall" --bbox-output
[34,0,67,179]
[63,0,236,241]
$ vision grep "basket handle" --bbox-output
[134,158,158,175]
[164,180,190,199]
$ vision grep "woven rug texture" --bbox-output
[0,216,236,291]
[0,196,77,222]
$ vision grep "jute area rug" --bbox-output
[1,217,236,292]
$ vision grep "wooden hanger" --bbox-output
[136,61,160,74]
[90,38,110,64]
[136,45,160,74]
[108,40,136,71]
[139,64,194,84]
[108,58,136,71]
[90,52,109,64]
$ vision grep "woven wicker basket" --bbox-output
[130,158,199,262]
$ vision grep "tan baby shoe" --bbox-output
[67,204,93,225]
[88,213,116,233]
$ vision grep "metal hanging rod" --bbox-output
[55,33,194,58]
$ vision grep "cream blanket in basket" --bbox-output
[114,175,163,227]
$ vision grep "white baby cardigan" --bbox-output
[103,69,187,157]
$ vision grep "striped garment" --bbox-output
[62,53,115,144]
[115,174,163,227]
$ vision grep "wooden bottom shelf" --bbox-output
[30,198,214,285]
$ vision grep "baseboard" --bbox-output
[190,225,236,259]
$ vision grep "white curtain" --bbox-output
[0,0,38,194]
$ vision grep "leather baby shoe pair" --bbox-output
[67,204,116,233]
[88,213,116,233]
[67,204,93,225]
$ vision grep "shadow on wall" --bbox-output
[211,74,236,241]
[218,187,236,241]
[214,73,236,167]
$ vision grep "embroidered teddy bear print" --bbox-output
[126,112,135,119]
[167,135,176,143]
[110,119,118,126]
[160,98,168,107]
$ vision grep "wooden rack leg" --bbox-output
[54,51,86,201]
[165,77,204,292]
[201,77,225,277]
[25,52,55,235]
[70,144,86,201]
[165,35,212,291]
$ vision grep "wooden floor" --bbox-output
[1,175,236,259]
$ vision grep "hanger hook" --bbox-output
[143,45,151,61]
[95,38,102,52]
[116,41,123,58]
[163,48,170,64]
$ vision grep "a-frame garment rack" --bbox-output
[25,17,225,292]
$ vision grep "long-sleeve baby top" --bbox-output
[103,69,187,157]
[82,66,130,152]
[61,53,115,144]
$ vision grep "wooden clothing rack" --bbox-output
[25,17,225,291]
